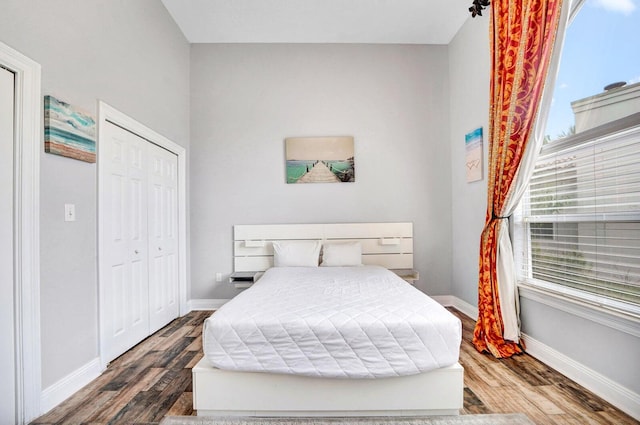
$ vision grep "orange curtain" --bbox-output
[473,0,564,358]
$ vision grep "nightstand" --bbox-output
[229,271,261,289]
[391,269,419,284]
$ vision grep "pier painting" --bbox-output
[285,136,355,184]
[44,95,96,163]
[465,127,483,183]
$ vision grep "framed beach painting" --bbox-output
[44,95,96,163]
[285,136,355,184]
[465,127,483,183]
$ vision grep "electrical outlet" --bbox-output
[215,272,222,282]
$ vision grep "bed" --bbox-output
[192,222,464,417]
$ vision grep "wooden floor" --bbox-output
[30,309,638,425]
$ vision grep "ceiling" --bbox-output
[161,0,471,45]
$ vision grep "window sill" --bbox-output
[518,280,640,338]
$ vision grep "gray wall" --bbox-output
[448,17,490,307]
[520,298,640,395]
[0,0,190,388]
[190,44,452,300]
[448,16,640,402]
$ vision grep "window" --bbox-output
[530,222,555,240]
[515,0,640,311]
[518,117,640,306]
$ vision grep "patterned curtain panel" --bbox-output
[473,0,564,358]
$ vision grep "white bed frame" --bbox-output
[192,222,464,417]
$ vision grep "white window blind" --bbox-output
[518,113,640,307]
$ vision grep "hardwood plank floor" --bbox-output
[30,309,639,425]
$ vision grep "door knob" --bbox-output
[134,250,139,254]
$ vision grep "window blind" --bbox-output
[518,114,640,306]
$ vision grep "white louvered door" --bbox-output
[101,122,151,362]
[100,121,179,363]
[0,65,16,425]
[147,143,179,333]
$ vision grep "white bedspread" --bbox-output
[203,266,461,378]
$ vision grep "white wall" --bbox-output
[448,17,490,307]
[190,44,452,300]
[0,0,190,389]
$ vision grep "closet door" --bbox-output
[0,65,16,424]
[101,122,150,362]
[147,144,179,333]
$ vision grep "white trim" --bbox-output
[431,295,456,307]
[432,295,478,320]
[189,299,230,311]
[522,333,640,420]
[97,101,188,370]
[39,358,102,416]
[0,41,42,424]
[519,283,640,338]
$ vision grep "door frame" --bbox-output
[0,42,42,423]
[97,101,188,369]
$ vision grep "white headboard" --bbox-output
[233,222,413,272]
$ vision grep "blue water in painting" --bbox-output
[465,128,483,149]
[286,160,316,183]
[326,160,351,173]
[325,160,355,182]
[45,127,95,153]
[45,96,95,132]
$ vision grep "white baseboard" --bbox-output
[188,299,230,311]
[522,333,640,420]
[432,295,478,320]
[40,357,102,415]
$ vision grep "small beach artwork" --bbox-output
[465,127,483,183]
[285,136,355,184]
[44,95,96,163]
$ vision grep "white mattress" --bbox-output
[203,266,461,379]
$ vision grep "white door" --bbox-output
[101,122,151,362]
[147,144,179,333]
[100,121,179,363]
[0,66,16,424]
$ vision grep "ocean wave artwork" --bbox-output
[44,95,96,163]
[465,127,483,183]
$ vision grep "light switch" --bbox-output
[64,204,76,222]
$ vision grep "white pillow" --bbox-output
[272,240,321,267]
[321,241,362,267]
